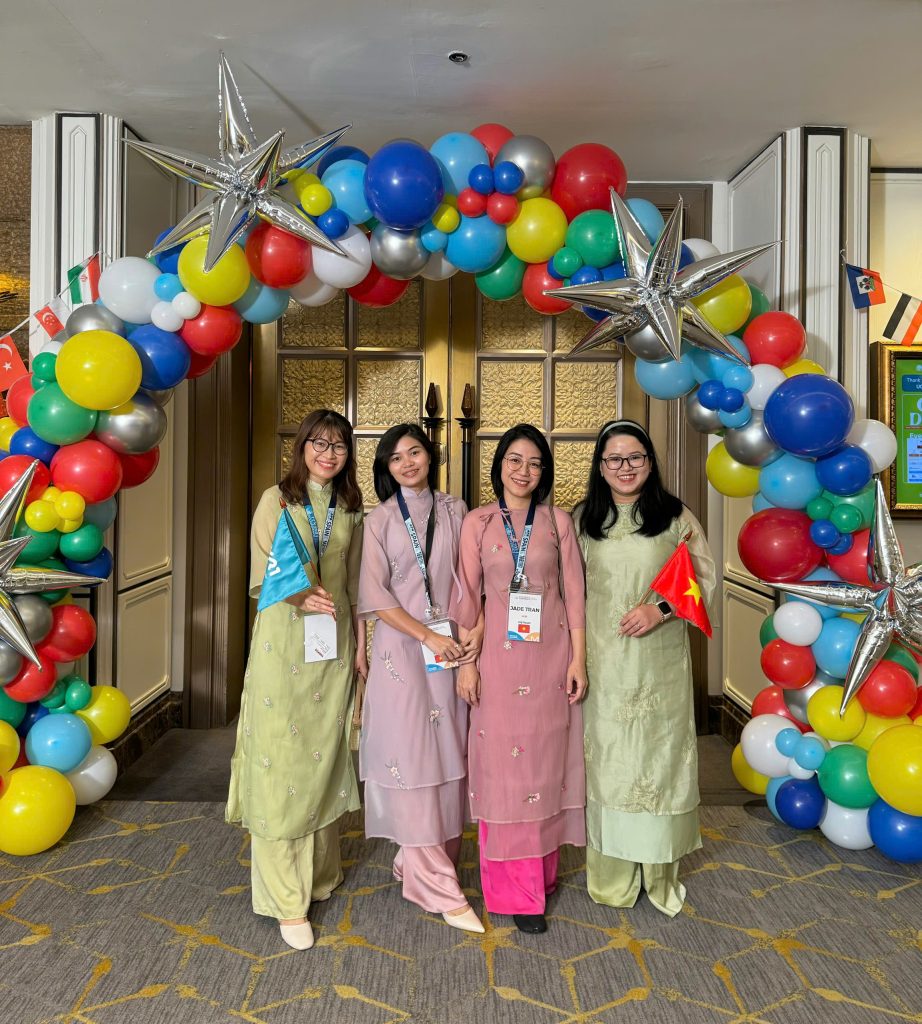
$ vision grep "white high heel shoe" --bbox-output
[279,920,315,949]
[442,906,485,934]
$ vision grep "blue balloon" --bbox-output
[468,163,494,195]
[686,335,750,384]
[828,533,854,556]
[444,215,506,274]
[763,374,855,457]
[581,306,609,323]
[775,727,801,757]
[363,140,444,230]
[634,354,696,400]
[317,208,350,240]
[812,617,860,678]
[810,519,841,549]
[776,777,826,830]
[571,266,603,287]
[679,243,695,269]
[759,454,822,509]
[154,273,183,302]
[493,161,525,195]
[234,279,290,325]
[429,133,490,196]
[128,325,191,390]
[316,145,369,178]
[152,229,182,274]
[752,492,776,513]
[546,260,564,282]
[16,702,48,738]
[626,198,665,244]
[719,405,752,429]
[64,546,113,581]
[766,775,791,821]
[868,799,922,863]
[600,261,626,281]
[25,711,92,774]
[321,160,372,225]
[815,444,873,496]
[723,364,754,392]
[421,225,448,253]
[697,380,724,411]
[786,568,848,621]
[9,427,58,465]
[720,387,745,413]
[83,497,118,532]
[794,736,827,772]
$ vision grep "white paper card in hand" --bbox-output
[421,618,458,673]
[304,613,337,663]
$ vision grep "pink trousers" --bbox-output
[392,835,466,913]
[478,821,559,915]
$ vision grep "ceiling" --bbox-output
[3,0,922,181]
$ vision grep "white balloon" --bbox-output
[311,225,371,289]
[747,364,786,411]
[740,713,792,777]
[98,256,160,324]
[66,745,118,805]
[683,237,721,261]
[786,756,815,780]
[773,602,823,647]
[847,418,898,474]
[421,252,458,281]
[151,301,184,333]
[172,291,202,320]
[289,270,340,307]
[818,800,873,850]
[41,339,65,356]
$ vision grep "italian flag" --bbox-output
[66,254,101,305]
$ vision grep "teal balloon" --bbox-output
[59,523,104,563]
[817,743,877,808]
[565,210,618,268]
[13,521,61,563]
[64,676,92,712]
[742,283,772,332]
[0,687,26,728]
[475,248,525,301]
[27,382,97,445]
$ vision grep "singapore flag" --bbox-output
[31,296,69,339]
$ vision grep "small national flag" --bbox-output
[883,293,922,347]
[67,254,100,305]
[0,334,28,393]
[31,296,69,339]
[845,264,885,309]
[648,540,712,637]
[256,505,313,612]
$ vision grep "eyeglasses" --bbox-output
[307,437,349,457]
[601,453,648,471]
[504,454,544,475]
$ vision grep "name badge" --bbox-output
[304,613,338,663]
[421,618,459,673]
[507,589,543,643]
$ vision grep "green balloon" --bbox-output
[816,743,877,808]
[759,613,778,647]
[13,521,61,563]
[565,210,619,269]
[35,557,70,603]
[806,497,834,522]
[40,680,67,709]
[474,247,526,301]
[0,687,26,728]
[64,676,92,712]
[552,245,583,277]
[830,504,863,534]
[32,351,57,383]
[835,483,875,529]
[742,284,771,332]
[27,382,97,446]
[885,642,919,681]
[59,523,104,563]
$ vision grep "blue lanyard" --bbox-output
[304,491,337,582]
[499,495,537,590]
[395,489,436,611]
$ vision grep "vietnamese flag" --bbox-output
[649,541,712,637]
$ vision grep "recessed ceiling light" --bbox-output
[447,51,469,65]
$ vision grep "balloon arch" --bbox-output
[0,61,921,864]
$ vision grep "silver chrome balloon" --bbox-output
[65,303,125,338]
[369,225,429,281]
[625,325,673,362]
[723,411,781,467]
[685,391,723,434]
[783,672,837,723]
[495,135,556,200]
[13,594,52,644]
[142,388,174,407]
[96,392,167,454]
[0,640,22,684]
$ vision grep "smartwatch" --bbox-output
[656,600,672,622]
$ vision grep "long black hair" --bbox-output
[577,419,682,540]
[490,423,554,503]
[373,423,439,502]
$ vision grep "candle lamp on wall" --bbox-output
[422,381,446,464]
[456,383,477,509]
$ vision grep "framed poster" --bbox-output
[870,341,922,515]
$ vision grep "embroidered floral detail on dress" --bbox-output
[681,734,697,766]
[622,774,662,814]
[524,792,541,804]
[429,705,442,726]
[469,790,478,801]
[287,785,296,796]
[312,750,322,762]
[337,658,345,669]
[389,557,406,583]
[511,745,524,758]
[514,685,531,697]
[313,692,322,702]
[290,664,300,675]
[503,641,512,651]
[490,543,500,553]
[386,760,408,789]
[263,642,272,653]
[263,697,273,708]
[290,723,300,736]
[337,714,344,727]
[339,789,347,800]
[477,729,485,739]
[258,818,267,831]
[261,757,271,768]
[289,608,299,622]
[382,651,405,683]
[613,682,661,723]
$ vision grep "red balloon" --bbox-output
[742,312,806,368]
[522,264,572,315]
[487,193,519,225]
[6,374,36,427]
[826,528,873,584]
[738,508,823,583]
[760,638,816,689]
[550,143,628,221]
[118,447,160,489]
[0,455,51,504]
[186,350,219,379]
[51,440,122,503]
[245,224,311,288]
[347,265,412,308]
[457,188,488,218]
[470,123,514,164]
[179,304,243,356]
[37,604,96,662]
[751,684,810,731]
[909,686,922,721]
[4,652,57,703]
[857,660,918,717]
[13,735,28,768]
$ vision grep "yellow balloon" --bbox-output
[56,330,143,411]
[506,198,568,264]
[58,517,81,535]
[0,765,76,856]
[807,685,866,742]
[285,169,313,186]
[25,499,60,533]
[853,712,912,751]
[867,724,922,815]
[41,486,62,502]
[783,358,826,378]
[177,236,251,307]
[76,685,131,745]
[0,720,19,775]
[841,611,868,623]
[731,742,769,795]
[705,441,760,497]
[693,274,752,335]
[54,490,86,521]
[0,417,17,451]
[298,183,334,217]
[432,201,460,233]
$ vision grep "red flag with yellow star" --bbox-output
[649,541,712,637]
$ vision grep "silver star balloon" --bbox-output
[127,53,351,271]
[545,187,777,362]
[768,478,922,712]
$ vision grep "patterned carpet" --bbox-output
[1,801,921,1023]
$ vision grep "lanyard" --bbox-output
[304,491,337,583]
[395,489,437,612]
[499,494,537,590]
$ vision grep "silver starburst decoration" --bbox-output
[544,188,777,362]
[127,54,351,271]
[769,479,921,712]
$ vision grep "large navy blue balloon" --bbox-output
[128,325,191,390]
[763,374,854,457]
[776,776,826,830]
[16,702,48,738]
[64,546,113,581]
[316,145,369,179]
[364,140,445,231]
[815,444,873,496]
[868,799,922,863]
[9,427,58,465]
[152,228,183,274]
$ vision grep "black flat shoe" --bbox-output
[513,914,547,934]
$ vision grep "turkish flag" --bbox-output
[0,335,28,393]
[649,541,712,637]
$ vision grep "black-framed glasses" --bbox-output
[307,437,349,457]
[601,453,648,471]
[504,454,544,475]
